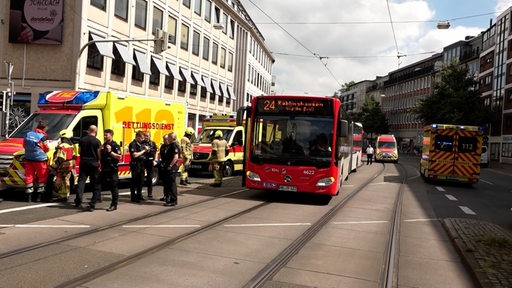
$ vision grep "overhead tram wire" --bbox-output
[246,0,343,90]
[386,0,405,67]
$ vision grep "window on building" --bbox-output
[114,0,128,20]
[168,16,177,45]
[164,63,175,90]
[86,35,103,70]
[135,0,147,30]
[181,23,189,51]
[152,6,163,35]
[220,47,226,69]
[111,45,126,76]
[227,51,233,72]
[91,0,106,10]
[214,6,221,24]
[202,36,210,60]
[212,42,218,65]
[192,30,200,56]
[183,0,191,8]
[230,19,235,39]
[204,0,211,22]
[194,0,202,16]
[222,12,228,34]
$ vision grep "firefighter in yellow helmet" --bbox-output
[179,127,194,185]
[210,130,229,187]
[49,129,76,201]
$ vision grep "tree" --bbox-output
[353,96,389,142]
[415,61,493,126]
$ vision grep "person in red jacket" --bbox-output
[23,120,50,202]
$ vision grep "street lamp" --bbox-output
[437,21,450,29]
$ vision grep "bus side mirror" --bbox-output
[339,120,348,137]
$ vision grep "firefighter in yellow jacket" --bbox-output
[210,130,228,187]
[179,127,194,185]
[50,130,76,201]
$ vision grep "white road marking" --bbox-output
[332,220,388,225]
[459,206,477,215]
[435,186,445,192]
[0,224,90,228]
[0,203,60,214]
[445,194,458,201]
[123,225,201,228]
[479,179,493,185]
[403,218,439,222]
[225,223,311,227]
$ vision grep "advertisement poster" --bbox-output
[8,0,63,44]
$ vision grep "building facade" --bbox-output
[0,0,273,135]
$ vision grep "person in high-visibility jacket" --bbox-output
[179,127,194,185]
[210,130,229,187]
[49,130,76,201]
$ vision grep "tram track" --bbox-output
[244,162,409,288]
[0,188,251,260]
[2,164,413,288]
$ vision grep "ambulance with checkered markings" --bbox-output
[419,124,483,184]
[0,90,185,191]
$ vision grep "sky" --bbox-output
[238,0,512,96]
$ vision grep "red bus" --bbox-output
[237,95,351,196]
[351,122,364,171]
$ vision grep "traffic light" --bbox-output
[154,28,169,54]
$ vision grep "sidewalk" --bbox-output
[444,161,512,288]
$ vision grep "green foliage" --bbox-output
[415,62,493,126]
[353,96,389,135]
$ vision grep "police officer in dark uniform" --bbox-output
[159,132,180,206]
[129,130,148,202]
[142,131,157,199]
[96,129,121,211]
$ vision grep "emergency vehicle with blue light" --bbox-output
[420,124,483,184]
[190,114,244,176]
[0,90,185,191]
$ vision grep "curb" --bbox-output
[442,218,512,288]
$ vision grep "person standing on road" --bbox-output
[142,131,157,199]
[160,132,180,206]
[129,130,149,203]
[96,129,121,212]
[366,144,374,165]
[179,127,194,186]
[210,130,228,187]
[76,125,102,211]
[23,120,50,202]
[48,130,76,202]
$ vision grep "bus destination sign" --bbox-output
[256,98,332,115]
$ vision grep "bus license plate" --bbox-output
[279,185,297,192]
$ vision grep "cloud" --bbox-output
[240,0,493,95]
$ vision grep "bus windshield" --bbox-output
[9,112,76,140]
[250,115,334,168]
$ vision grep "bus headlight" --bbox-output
[316,177,335,187]
[246,171,261,182]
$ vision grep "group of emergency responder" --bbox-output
[20,121,230,209]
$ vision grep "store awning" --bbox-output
[152,56,169,76]
[211,79,219,95]
[191,71,205,86]
[134,50,152,75]
[114,43,135,65]
[202,76,213,93]
[166,63,182,81]
[179,67,194,83]
[219,82,228,97]
[90,33,114,59]
[227,85,236,99]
